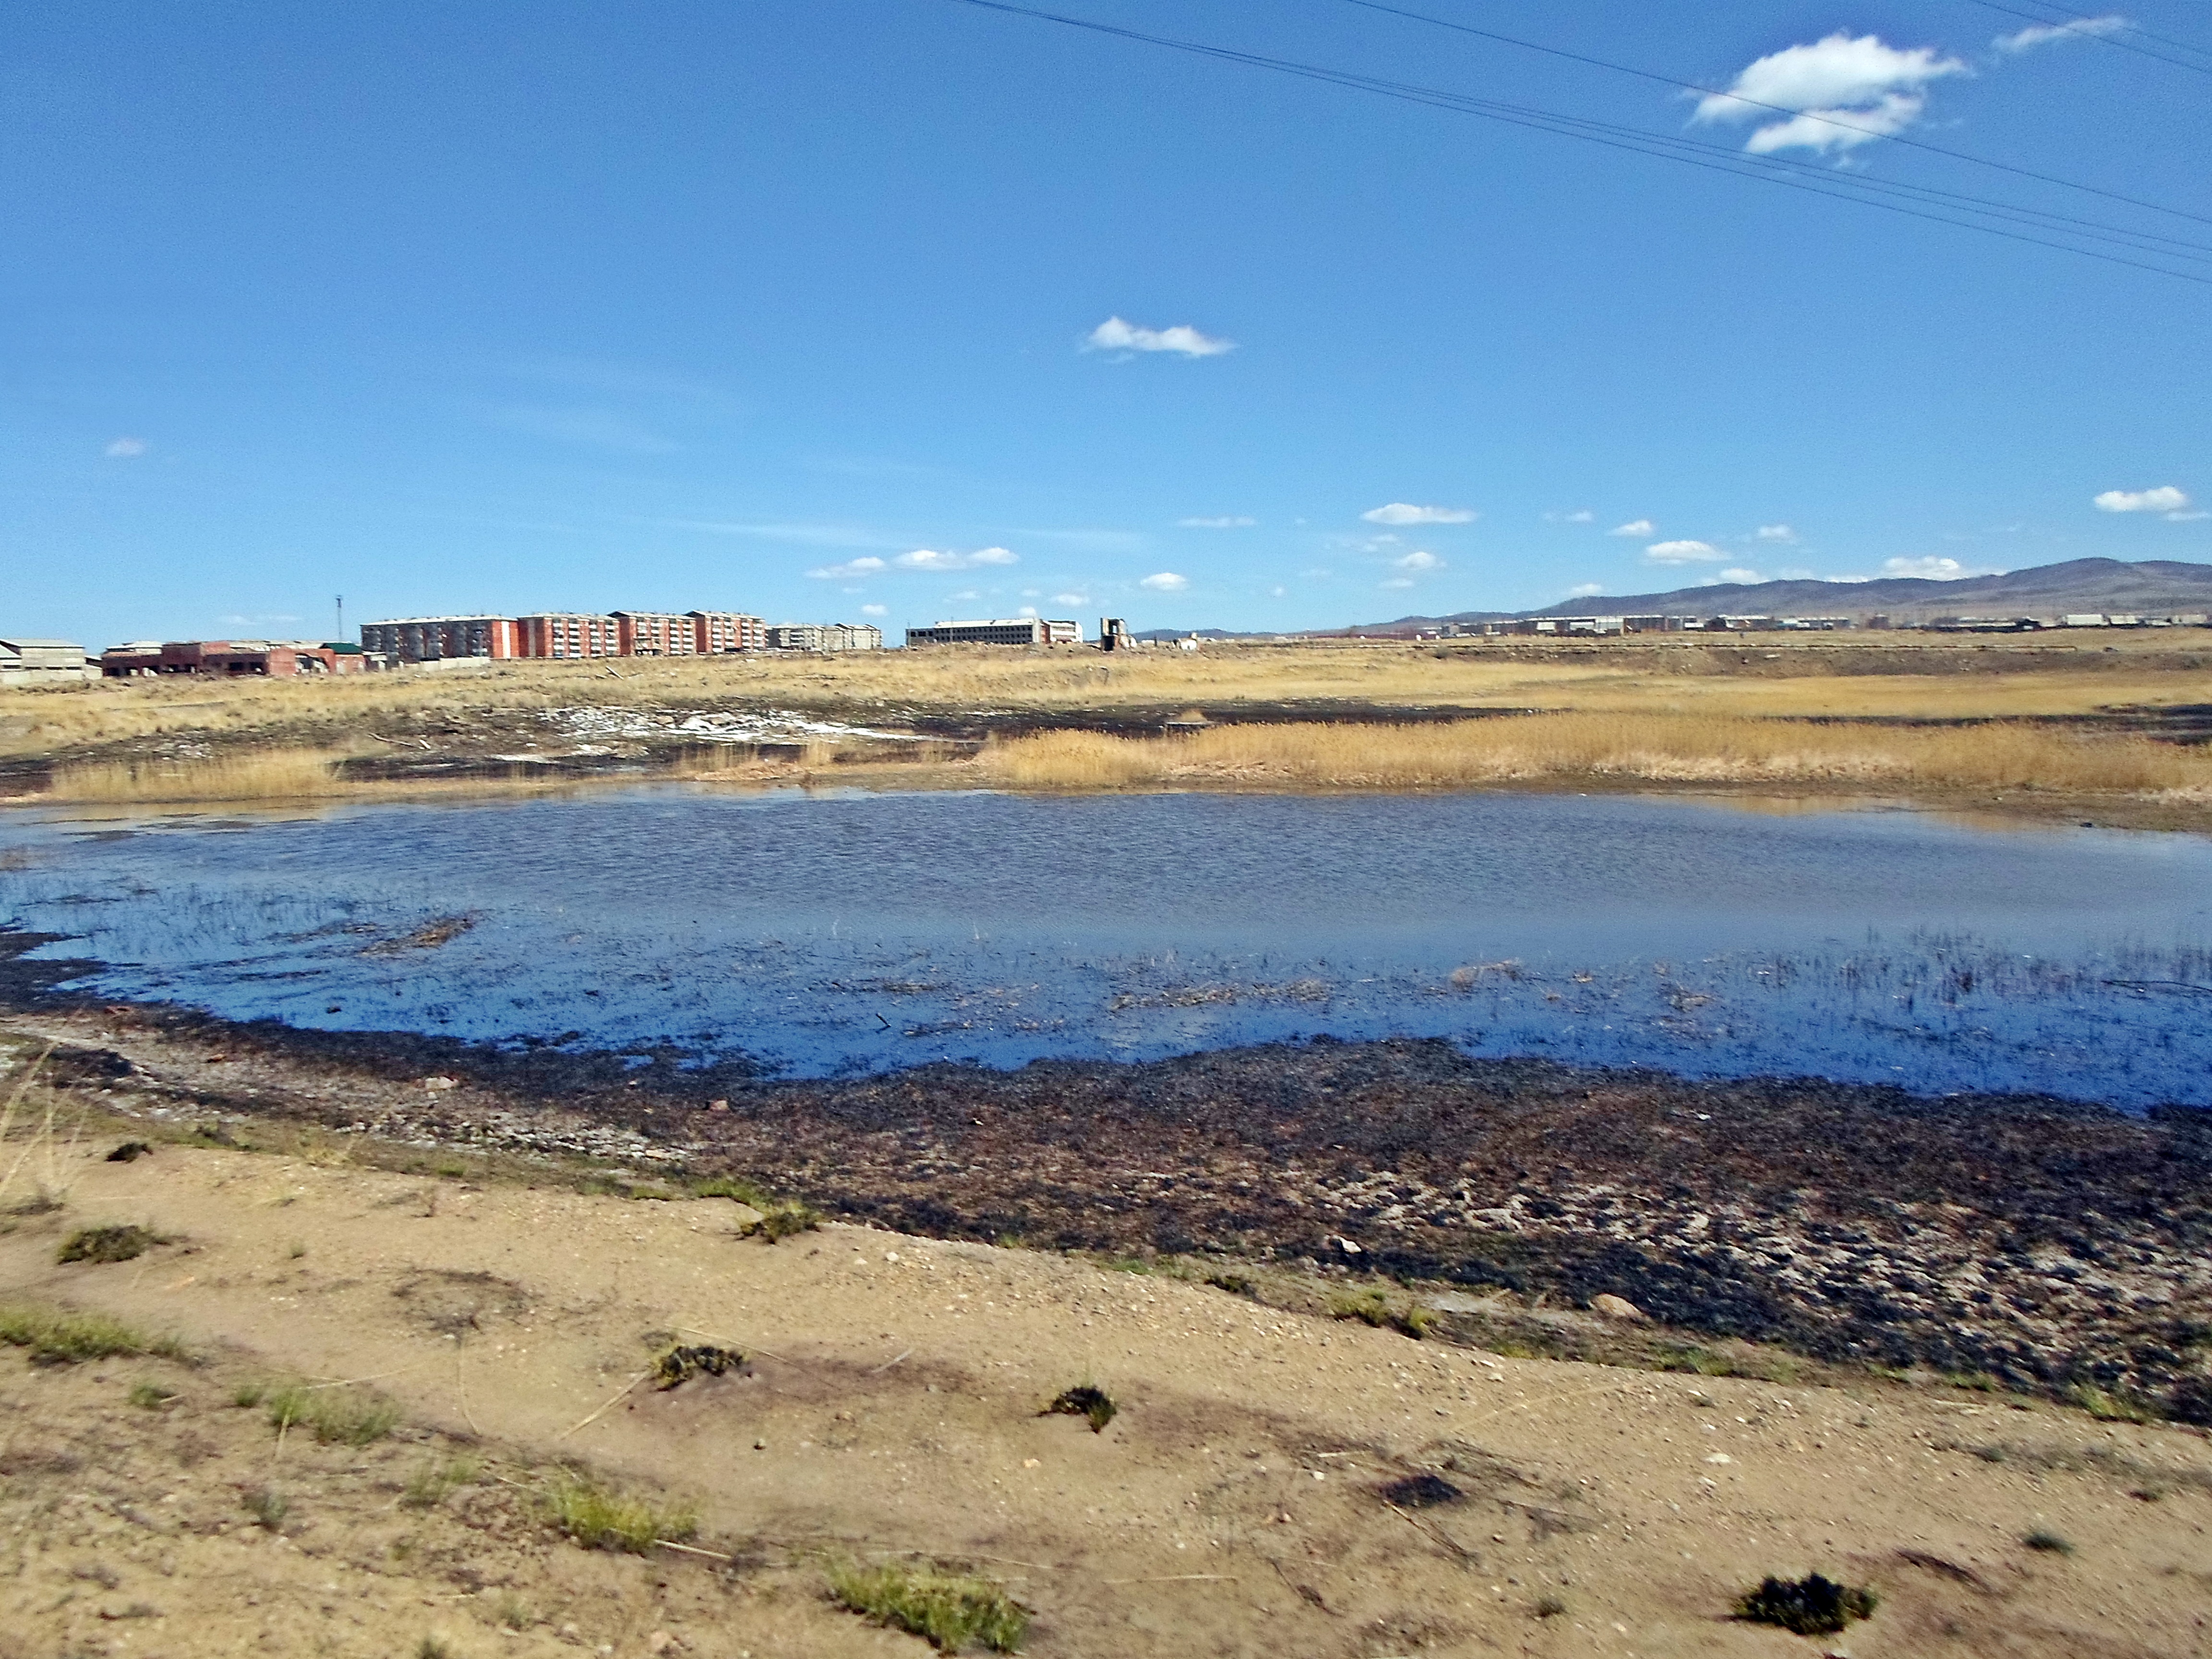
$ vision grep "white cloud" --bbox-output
[1645,539,1727,564]
[2094,485,2191,516]
[1052,592,1088,605]
[104,436,147,458]
[895,546,1019,571]
[1017,605,1039,617]
[807,556,888,579]
[1393,550,1445,572]
[1085,316,1234,358]
[1140,571,1189,592]
[1718,567,1766,584]
[860,603,887,616]
[1379,578,1415,589]
[1693,33,1968,156]
[1269,585,1287,597]
[1547,509,1595,524]
[2168,510,2212,522]
[1609,518,1655,537]
[1882,556,1972,579]
[1996,15,2128,53]
[1567,581,1606,597]
[1178,516,1256,529]
[1754,523,1798,543]
[1362,503,1477,525]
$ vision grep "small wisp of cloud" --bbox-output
[1609,518,1655,537]
[2095,486,2198,520]
[896,547,1019,571]
[1996,14,2128,53]
[1178,516,1256,529]
[1362,503,1476,525]
[1085,317,1234,358]
[1141,571,1189,592]
[1882,556,1977,579]
[1393,550,1444,572]
[1645,539,1726,565]
[808,556,888,580]
[1754,523,1798,543]
[1692,33,1968,156]
[105,437,148,458]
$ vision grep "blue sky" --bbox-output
[6,0,2209,647]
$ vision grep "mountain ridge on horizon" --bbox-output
[1334,556,2212,636]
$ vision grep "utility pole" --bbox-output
[335,594,345,642]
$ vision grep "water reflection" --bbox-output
[3,786,2208,1105]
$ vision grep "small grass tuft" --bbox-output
[827,1560,1029,1653]
[544,1474,697,1553]
[651,1343,744,1390]
[128,1380,179,1410]
[232,1381,267,1408]
[401,1455,481,1510]
[105,1141,154,1163]
[56,1224,158,1264]
[242,1484,290,1531]
[1044,1383,1117,1433]
[2023,1529,2074,1555]
[739,1198,822,1242]
[1328,1288,1433,1339]
[2066,1382,2158,1423]
[0,1303,187,1364]
[417,1636,454,1659]
[1534,1594,1568,1620]
[1732,1574,1878,1636]
[266,1382,401,1446]
[1203,1271,1256,1298]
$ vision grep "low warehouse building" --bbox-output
[0,637,94,686]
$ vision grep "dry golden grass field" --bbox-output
[1,636,2208,818]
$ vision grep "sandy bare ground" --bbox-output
[5,1142,2210,1659]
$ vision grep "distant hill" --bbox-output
[1346,557,2212,634]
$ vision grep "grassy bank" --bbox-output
[4,634,2209,766]
[976,711,2212,797]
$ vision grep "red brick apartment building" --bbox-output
[366,610,768,661]
[517,613,623,659]
[612,612,696,657]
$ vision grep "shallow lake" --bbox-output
[4,786,2210,1105]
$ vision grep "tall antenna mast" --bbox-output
[335,594,345,641]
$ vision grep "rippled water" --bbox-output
[3,786,2210,1105]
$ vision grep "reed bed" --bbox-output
[42,749,355,802]
[975,713,2212,798]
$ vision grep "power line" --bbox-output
[1338,0,2212,225]
[1959,0,2212,75]
[941,0,2212,286]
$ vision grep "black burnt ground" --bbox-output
[8,963,2212,1420]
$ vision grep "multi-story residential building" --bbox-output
[905,618,1081,646]
[517,613,623,659]
[612,612,697,656]
[688,611,766,653]
[822,623,883,651]
[0,638,94,686]
[359,616,521,662]
[765,623,825,652]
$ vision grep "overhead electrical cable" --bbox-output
[1958,0,2212,75]
[940,0,2212,285]
[1336,0,2212,226]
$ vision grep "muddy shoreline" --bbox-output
[6,929,2207,1425]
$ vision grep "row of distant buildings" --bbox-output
[1424,610,2212,638]
[355,611,884,663]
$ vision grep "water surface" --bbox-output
[3,787,2208,1105]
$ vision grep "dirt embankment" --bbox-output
[4,946,2209,1426]
[7,1111,2212,1658]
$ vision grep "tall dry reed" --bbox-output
[44,749,350,803]
[976,713,2212,797]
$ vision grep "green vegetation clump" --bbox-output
[57,1225,158,1264]
[0,1303,187,1364]
[545,1475,697,1553]
[266,1382,401,1446]
[401,1456,481,1510]
[242,1485,289,1531]
[827,1560,1029,1653]
[1328,1288,1433,1339]
[2023,1529,2074,1555]
[1732,1574,1878,1636]
[741,1199,821,1242]
[1044,1383,1117,1433]
[2066,1382,2158,1423]
[128,1381,178,1410]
